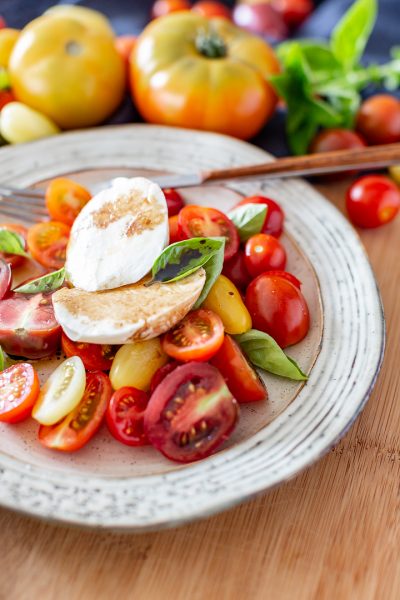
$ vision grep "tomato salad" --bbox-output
[0,177,311,463]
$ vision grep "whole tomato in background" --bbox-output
[131,12,280,140]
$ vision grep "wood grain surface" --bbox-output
[0,180,399,600]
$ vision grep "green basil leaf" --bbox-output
[331,0,377,68]
[228,204,267,242]
[14,267,65,294]
[0,230,28,257]
[193,240,225,308]
[235,329,308,381]
[151,237,225,284]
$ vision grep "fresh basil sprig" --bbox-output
[14,267,66,294]
[235,329,308,381]
[228,204,267,242]
[0,230,28,258]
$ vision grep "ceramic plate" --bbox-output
[0,125,384,531]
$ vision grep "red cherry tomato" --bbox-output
[144,362,239,463]
[0,258,11,299]
[0,291,61,359]
[163,188,185,217]
[178,205,239,260]
[246,274,310,348]
[264,270,301,289]
[192,1,232,19]
[233,3,288,40]
[236,195,285,237]
[27,221,70,270]
[271,0,314,29]
[0,363,40,423]
[39,371,112,452]
[0,90,15,110]
[0,16,6,29]
[0,223,28,269]
[150,361,181,393]
[61,333,117,372]
[245,233,287,278]
[310,128,366,153]
[346,175,400,228]
[152,0,190,18]
[162,308,224,362]
[210,335,267,403]
[168,215,185,244]
[106,386,149,446]
[222,250,251,290]
[356,94,400,145]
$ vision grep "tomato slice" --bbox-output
[150,360,181,393]
[39,371,112,452]
[178,205,239,260]
[0,258,11,299]
[162,309,224,362]
[106,386,149,446]
[144,362,239,463]
[0,363,40,423]
[27,221,70,269]
[210,335,267,403]
[236,196,285,238]
[61,332,117,372]
[0,291,61,359]
[163,188,184,217]
[45,178,91,226]
[0,223,28,268]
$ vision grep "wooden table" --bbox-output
[1,181,399,600]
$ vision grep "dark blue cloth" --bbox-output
[1,0,398,156]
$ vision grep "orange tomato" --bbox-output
[27,221,70,270]
[45,178,91,226]
[131,12,279,140]
[192,1,232,19]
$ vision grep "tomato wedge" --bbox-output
[0,363,40,423]
[210,335,267,402]
[0,258,11,299]
[61,333,117,372]
[144,362,239,463]
[45,178,91,226]
[39,371,112,452]
[106,386,149,446]
[178,205,239,259]
[0,223,28,268]
[162,309,224,362]
[27,221,70,269]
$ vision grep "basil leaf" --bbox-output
[228,204,267,242]
[0,230,28,257]
[14,267,65,294]
[235,329,308,381]
[193,240,225,308]
[151,237,225,284]
[331,0,377,68]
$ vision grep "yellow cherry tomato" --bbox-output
[9,14,125,129]
[110,339,168,392]
[0,28,19,68]
[389,165,400,185]
[44,5,115,38]
[202,274,252,334]
[0,101,60,144]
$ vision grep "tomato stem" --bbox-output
[196,31,227,59]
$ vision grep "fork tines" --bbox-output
[0,185,47,224]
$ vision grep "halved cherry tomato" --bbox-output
[144,362,239,462]
[245,233,287,278]
[0,222,28,268]
[168,215,185,244]
[163,188,184,217]
[0,291,61,359]
[0,363,40,423]
[152,0,190,18]
[264,270,301,289]
[246,274,310,348]
[346,175,400,228]
[150,360,181,393]
[236,196,285,237]
[192,1,232,19]
[61,332,117,372]
[45,178,91,226]
[0,258,11,299]
[211,335,267,403]
[27,221,70,269]
[179,205,239,260]
[222,250,251,290]
[162,309,224,362]
[39,371,112,452]
[356,94,400,145]
[106,386,149,446]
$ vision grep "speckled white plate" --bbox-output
[0,125,384,531]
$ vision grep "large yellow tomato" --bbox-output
[9,14,125,129]
[44,5,115,38]
[131,12,280,140]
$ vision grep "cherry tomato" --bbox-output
[0,291,61,359]
[202,275,252,334]
[115,35,137,76]
[245,233,287,278]
[310,128,366,153]
[27,221,70,269]
[264,270,301,289]
[211,335,267,403]
[45,178,91,226]
[0,17,6,29]
[233,3,288,40]
[168,215,185,244]
[144,362,239,463]
[271,0,314,29]
[106,386,149,446]
[0,89,14,110]
[152,0,190,18]
[163,188,184,217]
[162,309,224,362]
[356,94,400,145]
[192,1,232,19]
[346,175,400,228]
[61,333,117,372]
[246,274,310,348]
[0,363,40,423]
[236,196,285,237]
[222,250,251,290]
[110,339,168,392]
[150,360,181,393]
[0,222,28,268]
[179,205,239,260]
[0,258,11,299]
[39,371,112,452]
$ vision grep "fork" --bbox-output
[0,185,47,224]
